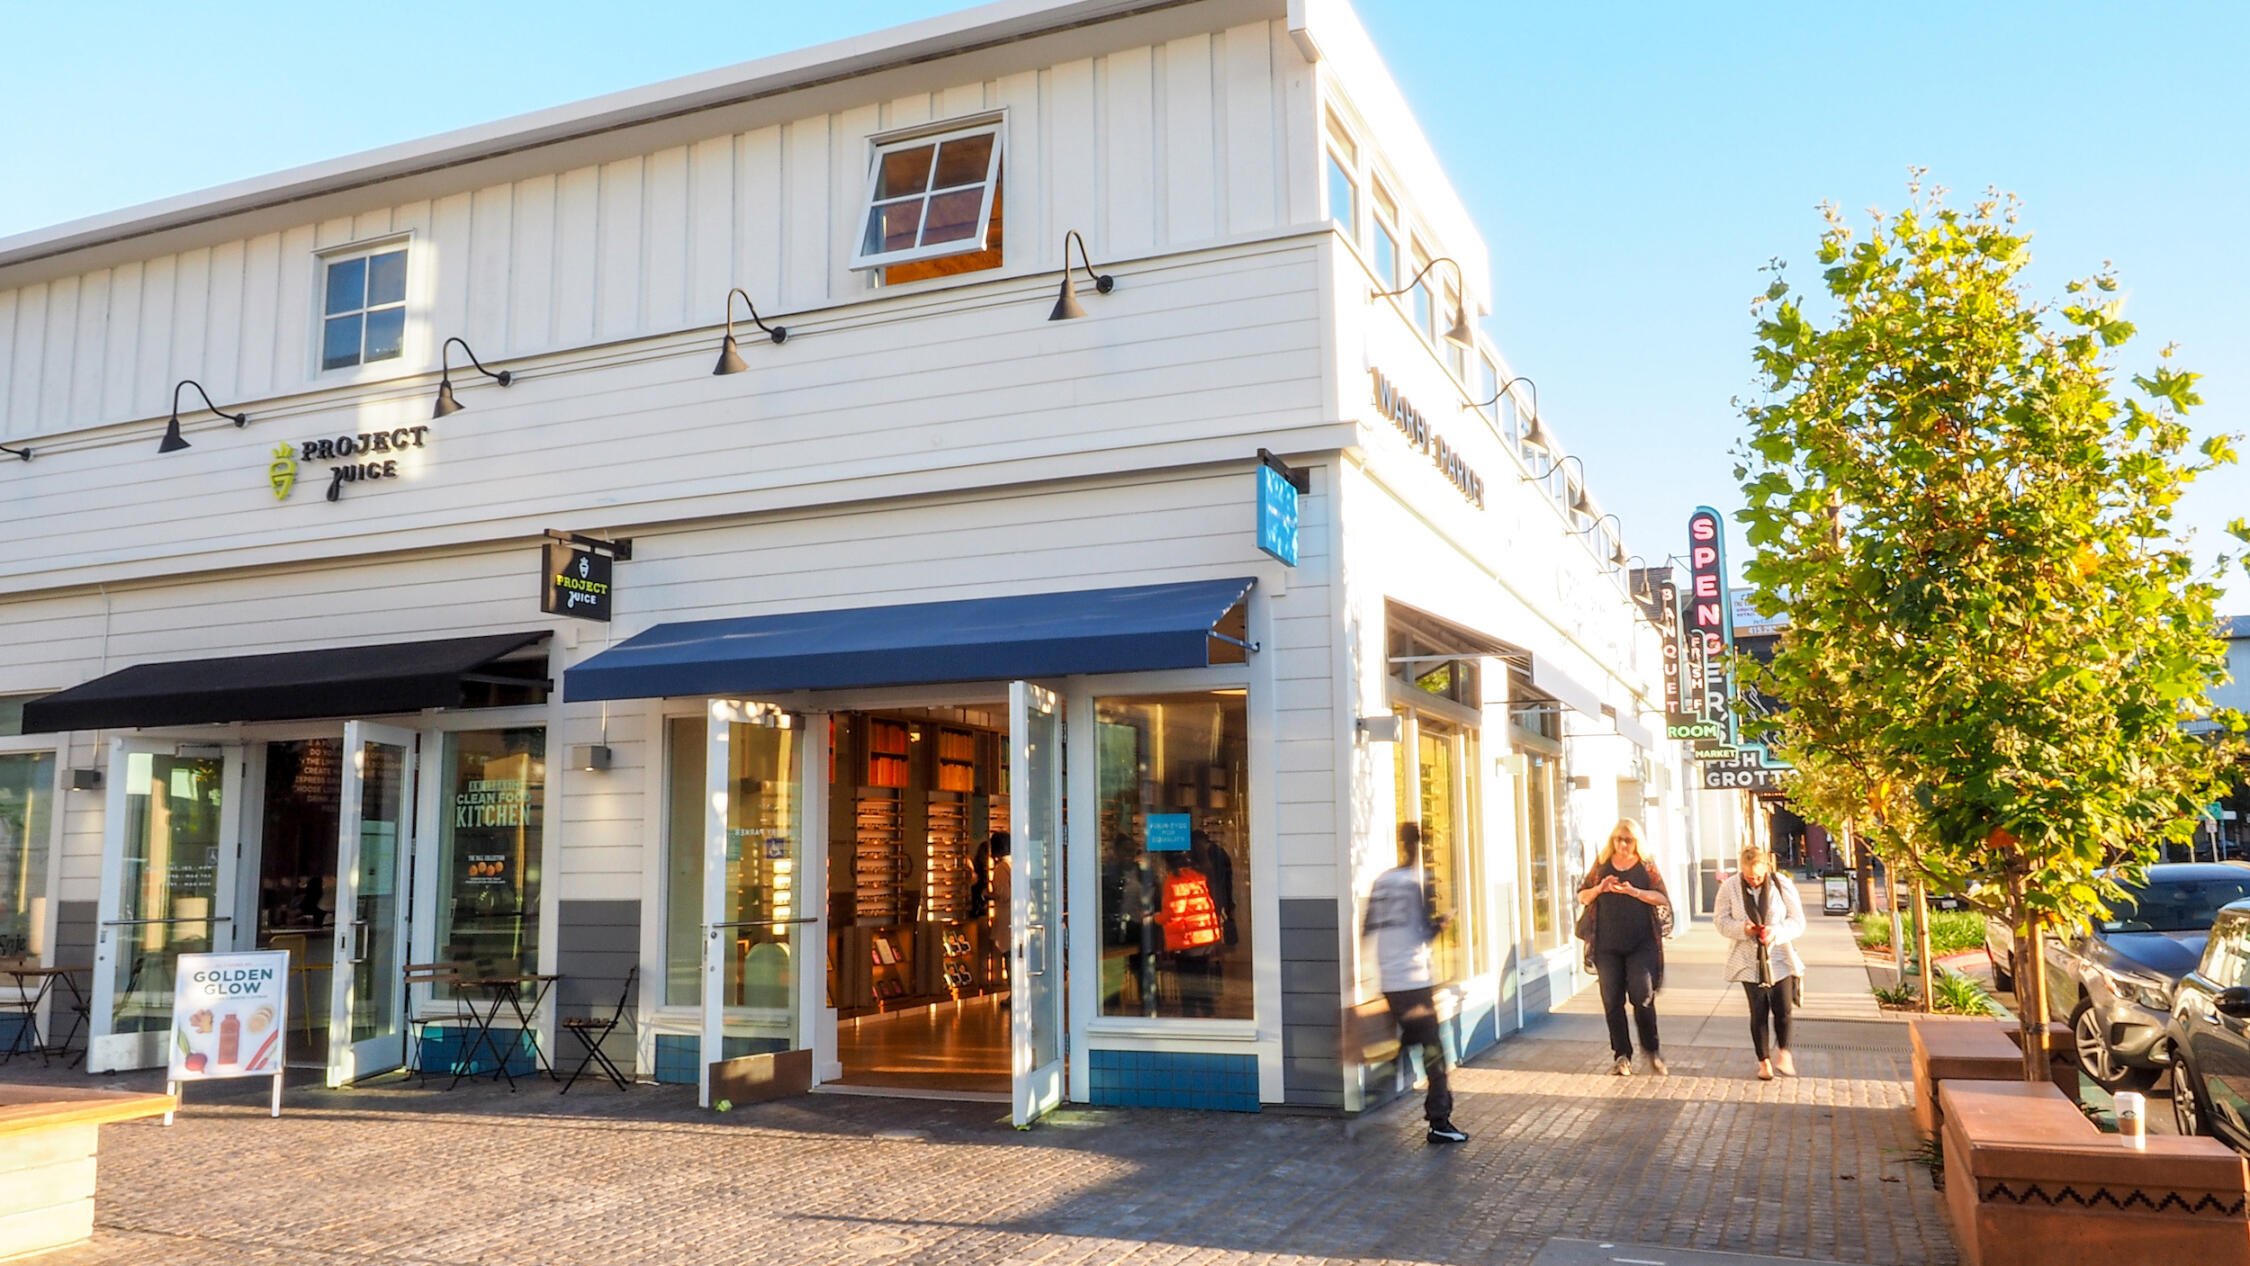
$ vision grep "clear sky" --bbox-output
[5,2,2243,596]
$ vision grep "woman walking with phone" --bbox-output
[1714,844,1807,1079]
[1576,820,1671,1077]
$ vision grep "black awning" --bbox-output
[19,631,550,733]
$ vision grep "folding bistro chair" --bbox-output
[559,966,636,1094]
[401,962,463,1086]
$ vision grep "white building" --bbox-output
[0,0,1703,1118]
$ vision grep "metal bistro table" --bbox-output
[450,973,562,1091]
[1,965,90,1066]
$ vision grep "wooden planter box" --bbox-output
[1940,1079,2250,1266]
[0,1084,174,1260]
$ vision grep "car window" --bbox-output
[2206,917,2250,989]
[2101,878,2250,933]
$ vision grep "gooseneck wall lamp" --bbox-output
[1049,230,1116,321]
[157,379,249,454]
[1372,256,1474,349]
[712,288,788,375]
[432,337,512,418]
[0,442,27,462]
[1522,451,1595,517]
[1466,374,1547,448]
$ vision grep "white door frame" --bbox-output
[326,721,419,1086]
[1009,680,1066,1126]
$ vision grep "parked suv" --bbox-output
[2167,900,2250,1146]
[1989,862,2250,1090]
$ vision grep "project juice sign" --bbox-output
[169,950,288,1080]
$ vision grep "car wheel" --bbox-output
[1988,947,2015,993]
[2174,1047,2210,1137]
[2072,1004,2159,1092]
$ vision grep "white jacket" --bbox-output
[1713,873,1807,985]
[1362,865,1437,992]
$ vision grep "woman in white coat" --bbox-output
[1713,844,1806,1080]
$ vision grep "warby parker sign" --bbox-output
[267,424,433,503]
[1369,368,1486,509]
[542,544,613,622]
[1686,506,1735,741]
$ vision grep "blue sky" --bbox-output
[5,2,2243,596]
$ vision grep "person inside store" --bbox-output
[987,832,1012,992]
[1101,828,1154,1010]
[1713,843,1806,1079]
[1576,819,1671,1077]
[1362,821,1467,1144]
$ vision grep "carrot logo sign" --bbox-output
[267,445,297,500]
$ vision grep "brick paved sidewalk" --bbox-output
[10,896,1949,1266]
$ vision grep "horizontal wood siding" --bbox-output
[0,21,1309,453]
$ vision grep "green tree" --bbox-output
[1736,176,2241,1080]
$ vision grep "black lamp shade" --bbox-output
[713,334,748,376]
[432,379,462,418]
[158,417,191,453]
[1050,272,1087,322]
[1443,305,1475,349]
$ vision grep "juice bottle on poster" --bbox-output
[219,1013,241,1067]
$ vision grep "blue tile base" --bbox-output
[652,1034,791,1085]
[413,1025,539,1077]
[1087,1049,1260,1112]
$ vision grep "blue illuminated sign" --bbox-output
[1257,463,1299,566]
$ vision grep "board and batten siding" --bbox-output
[1,238,1330,597]
[0,20,1315,455]
[9,464,1335,911]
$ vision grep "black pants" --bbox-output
[1593,944,1661,1060]
[1384,987,1453,1124]
[1743,979,1794,1059]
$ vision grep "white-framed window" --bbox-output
[851,121,1005,272]
[1409,242,1435,340]
[1477,355,1500,425]
[1444,281,1467,376]
[320,244,408,372]
[1325,112,1359,240]
[1371,186,1400,290]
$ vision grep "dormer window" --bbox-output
[853,122,1004,280]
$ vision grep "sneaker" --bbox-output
[1426,1121,1469,1144]
[1647,1053,1669,1077]
[1613,1056,1634,1077]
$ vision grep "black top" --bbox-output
[1592,861,1658,953]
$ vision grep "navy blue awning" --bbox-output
[564,578,1257,702]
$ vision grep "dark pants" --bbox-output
[1593,945,1661,1059]
[1744,979,1794,1059]
[1384,987,1453,1125]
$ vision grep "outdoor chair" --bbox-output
[400,962,463,1086]
[560,966,637,1094]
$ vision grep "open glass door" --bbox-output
[89,739,242,1073]
[700,702,807,1108]
[1010,681,1066,1126]
[327,722,417,1085]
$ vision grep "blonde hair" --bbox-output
[1594,819,1648,875]
[1739,844,1773,871]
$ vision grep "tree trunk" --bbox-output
[1886,864,1906,996]
[1913,881,1935,1010]
[2017,920,2050,1083]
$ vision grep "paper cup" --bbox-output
[2115,1091,2146,1147]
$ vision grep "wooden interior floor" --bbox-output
[834,993,1009,1094]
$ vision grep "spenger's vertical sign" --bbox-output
[1687,506,1735,742]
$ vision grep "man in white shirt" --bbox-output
[1362,821,1466,1144]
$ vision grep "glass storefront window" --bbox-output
[664,715,705,1007]
[720,721,800,1020]
[1518,745,1565,953]
[1096,691,1251,1020]
[1418,723,1467,982]
[0,753,55,959]
[434,729,544,982]
[113,752,224,1034]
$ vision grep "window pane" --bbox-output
[931,132,994,189]
[721,723,799,1019]
[434,728,545,982]
[919,188,986,246]
[111,754,224,1036]
[1419,726,1465,982]
[366,250,407,306]
[1096,692,1252,1020]
[874,143,935,199]
[324,256,366,315]
[1413,282,1434,338]
[664,717,704,1007]
[321,315,363,370]
[363,306,405,363]
[0,752,56,960]
[863,200,923,257]
[1326,153,1357,237]
[1373,224,1398,290]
